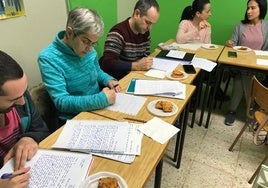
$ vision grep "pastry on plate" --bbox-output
[155,101,173,112]
[98,177,118,188]
[171,68,184,78]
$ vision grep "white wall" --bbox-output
[117,0,136,22]
[0,0,67,88]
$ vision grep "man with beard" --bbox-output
[99,0,160,80]
[0,51,49,188]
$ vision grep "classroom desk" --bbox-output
[92,71,196,169]
[153,39,225,128]
[39,112,165,188]
[207,47,268,128]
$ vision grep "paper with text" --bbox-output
[52,120,142,155]
[134,80,186,99]
[166,50,186,59]
[0,149,93,188]
[106,93,147,116]
[138,117,180,144]
[255,50,268,56]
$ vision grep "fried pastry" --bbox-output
[98,177,118,188]
[155,101,173,112]
[238,47,247,50]
[171,69,184,78]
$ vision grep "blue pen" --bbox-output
[1,172,25,179]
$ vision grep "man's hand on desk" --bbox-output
[4,137,38,170]
[102,87,116,104]
[132,57,153,71]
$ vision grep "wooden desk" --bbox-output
[218,47,268,70]
[154,39,225,128]
[92,71,196,169]
[207,47,268,128]
[39,112,166,188]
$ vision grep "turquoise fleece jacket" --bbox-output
[38,30,114,120]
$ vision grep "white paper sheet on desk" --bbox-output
[134,80,186,99]
[152,57,183,71]
[178,43,203,50]
[106,93,147,116]
[257,58,268,66]
[145,69,166,78]
[254,50,268,56]
[138,117,180,144]
[0,149,93,188]
[191,57,217,72]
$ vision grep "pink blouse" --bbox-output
[176,20,211,44]
[241,24,263,50]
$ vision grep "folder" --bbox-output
[156,50,195,62]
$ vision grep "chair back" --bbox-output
[29,84,59,133]
[248,76,268,144]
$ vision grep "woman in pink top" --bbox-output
[176,0,211,44]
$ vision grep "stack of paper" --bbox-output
[133,79,186,99]
[52,120,143,163]
[0,149,93,188]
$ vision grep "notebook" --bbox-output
[156,50,195,62]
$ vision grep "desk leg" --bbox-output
[173,113,184,162]
[190,72,203,128]
[176,103,190,168]
[154,159,163,188]
[205,65,224,128]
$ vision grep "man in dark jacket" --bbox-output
[0,50,49,187]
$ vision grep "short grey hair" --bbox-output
[66,7,104,36]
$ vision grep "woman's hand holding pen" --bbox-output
[0,167,30,188]
[107,80,121,92]
[132,56,153,71]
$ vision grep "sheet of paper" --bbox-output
[254,50,268,56]
[52,120,141,155]
[257,58,268,66]
[166,50,186,59]
[152,57,183,71]
[191,57,217,72]
[138,117,180,144]
[178,43,203,50]
[93,123,143,163]
[0,149,93,188]
[106,93,147,116]
[144,69,166,78]
[134,80,186,99]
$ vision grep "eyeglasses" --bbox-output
[77,35,97,48]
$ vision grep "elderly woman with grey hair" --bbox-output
[38,7,121,125]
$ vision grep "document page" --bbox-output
[106,93,147,116]
[52,120,141,155]
[152,57,182,71]
[166,50,186,59]
[0,149,93,188]
[134,80,183,96]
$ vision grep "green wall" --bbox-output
[151,0,268,51]
[68,0,268,54]
[67,0,117,56]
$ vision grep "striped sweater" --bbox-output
[99,18,151,80]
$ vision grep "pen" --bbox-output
[113,83,119,88]
[1,172,25,179]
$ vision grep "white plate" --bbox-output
[165,70,188,80]
[147,100,178,117]
[201,44,218,50]
[233,46,252,52]
[80,171,128,188]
